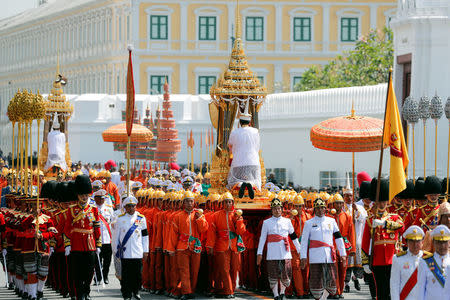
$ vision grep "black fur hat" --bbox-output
[74,174,92,195]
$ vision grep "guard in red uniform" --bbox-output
[361,178,404,300]
[413,176,442,232]
[63,175,101,300]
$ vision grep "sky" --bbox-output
[0,0,37,21]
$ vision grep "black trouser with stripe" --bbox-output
[372,265,391,300]
[70,251,95,300]
[120,258,143,298]
[94,244,112,282]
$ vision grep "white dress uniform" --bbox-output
[444,265,450,299]
[257,216,301,259]
[300,215,346,263]
[96,203,114,244]
[344,203,367,267]
[417,252,450,300]
[112,211,149,258]
[390,250,424,300]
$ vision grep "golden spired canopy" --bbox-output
[209,7,267,105]
[208,2,268,201]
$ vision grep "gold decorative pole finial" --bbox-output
[236,0,241,40]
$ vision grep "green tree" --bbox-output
[294,27,393,92]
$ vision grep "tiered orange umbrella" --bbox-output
[102,123,153,143]
[310,107,384,196]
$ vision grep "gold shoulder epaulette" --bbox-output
[137,213,145,218]
[396,251,407,257]
[118,213,126,218]
[422,252,433,259]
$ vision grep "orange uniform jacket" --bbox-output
[206,209,246,252]
[167,210,209,252]
[104,181,120,206]
[329,211,356,255]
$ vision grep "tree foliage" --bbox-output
[294,27,393,92]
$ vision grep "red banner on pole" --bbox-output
[126,46,135,137]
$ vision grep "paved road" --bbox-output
[0,273,372,300]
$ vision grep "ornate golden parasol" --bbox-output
[310,106,384,198]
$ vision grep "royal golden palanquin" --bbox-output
[208,9,269,206]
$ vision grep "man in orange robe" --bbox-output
[206,192,246,298]
[328,193,356,298]
[168,191,208,299]
[103,171,120,208]
[151,191,166,294]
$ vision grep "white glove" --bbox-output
[96,248,101,255]
[49,247,54,256]
[1,249,6,256]
[64,246,71,256]
[372,219,386,228]
[363,265,372,274]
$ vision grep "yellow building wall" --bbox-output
[137,1,396,94]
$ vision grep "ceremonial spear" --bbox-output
[402,96,419,182]
[430,93,443,176]
[418,96,431,178]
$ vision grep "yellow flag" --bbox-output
[382,77,409,202]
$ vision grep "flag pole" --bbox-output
[370,68,392,267]
[126,45,135,197]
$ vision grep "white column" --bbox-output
[274,63,283,92]
[180,2,188,50]
[370,4,378,29]
[275,3,282,51]
[179,61,188,93]
[322,4,330,52]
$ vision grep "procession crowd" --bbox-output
[0,163,449,300]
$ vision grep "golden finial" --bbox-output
[236,0,241,40]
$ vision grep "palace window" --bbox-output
[150,15,168,40]
[246,16,264,41]
[293,17,311,42]
[319,171,338,188]
[198,16,216,41]
[292,76,302,90]
[150,75,167,94]
[198,76,216,94]
[257,76,264,85]
[341,17,358,42]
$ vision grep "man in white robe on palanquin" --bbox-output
[227,103,261,200]
[45,114,68,171]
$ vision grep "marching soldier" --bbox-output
[63,175,102,300]
[362,178,404,300]
[328,193,356,297]
[93,189,114,284]
[417,225,450,300]
[300,198,347,300]
[413,176,442,232]
[113,195,149,300]
[390,225,427,300]
[257,198,301,300]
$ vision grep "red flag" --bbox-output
[126,46,135,137]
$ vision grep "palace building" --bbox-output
[132,0,396,95]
